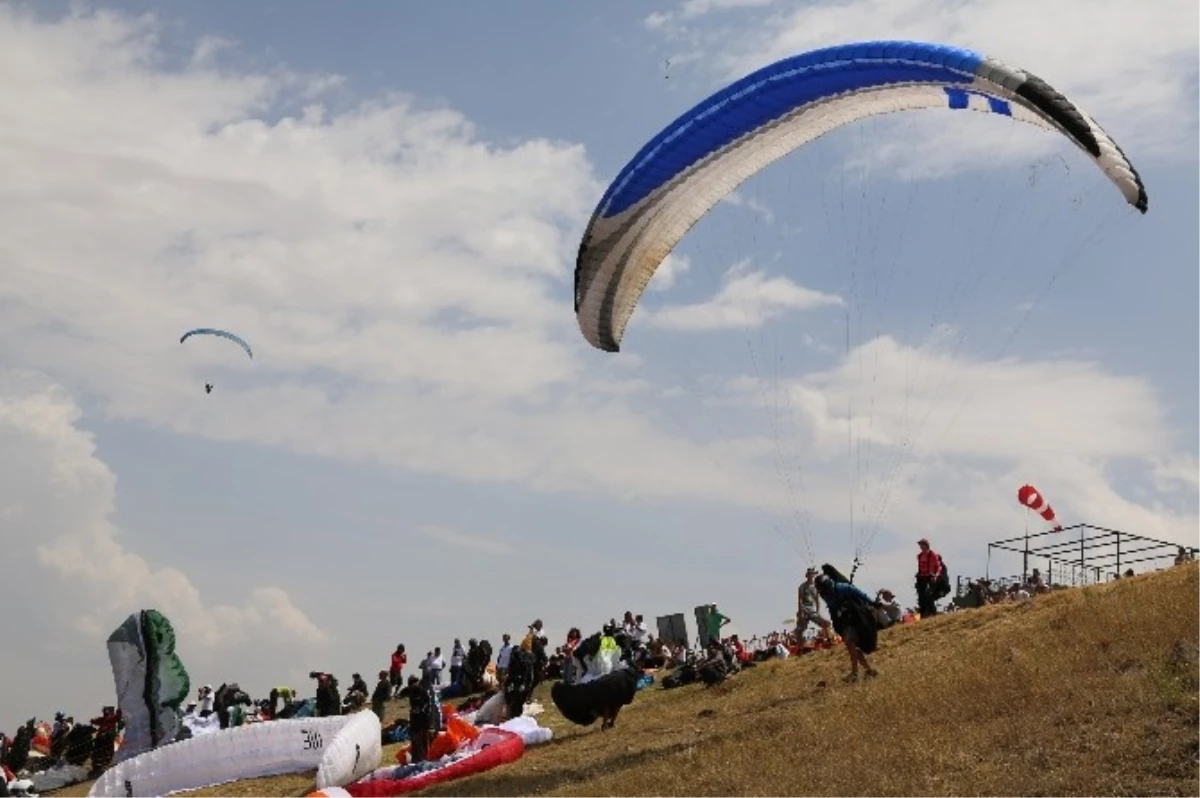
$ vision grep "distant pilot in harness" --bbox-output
[205,383,214,394]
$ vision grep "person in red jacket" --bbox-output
[88,706,122,776]
[915,538,943,618]
[389,644,408,699]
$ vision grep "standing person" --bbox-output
[814,574,880,682]
[428,647,445,687]
[496,634,513,687]
[371,670,391,721]
[310,674,340,718]
[521,619,547,653]
[197,685,215,717]
[450,639,466,688]
[389,644,408,699]
[50,712,71,764]
[397,675,440,763]
[915,538,943,618]
[88,707,122,777]
[629,615,649,657]
[463,639,482,692]
[562,628,583,685]
[503,645,537,720]
[522,620,549,686]
[470,638,493,692]
[706,603,731,646]
[796,567,831,640]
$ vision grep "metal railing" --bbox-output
[985,523,1196,586]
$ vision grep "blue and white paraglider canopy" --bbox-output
[574,40,1148,353]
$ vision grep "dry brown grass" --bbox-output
[51,563,1199,797]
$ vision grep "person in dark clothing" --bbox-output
[815,574,881,682]
[3,720,35,774]
[696,640,730,686]
[397,675,440,763]
[214,683,252,729]
[371,670,391,721]
[504,646,537,719]
[915,537,944,618]
[464,639,491,693]
[63,724,95,767]
[88,707,122,776]
[49,712,70,762]
[522,620,549,688]
[347,673,370,707]
[311,672,342,717]
[449,639,467,688]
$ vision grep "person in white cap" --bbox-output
[796,567,831,640]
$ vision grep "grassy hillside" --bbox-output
[53,563,1199,797]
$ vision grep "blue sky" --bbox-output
[0,0,1195,728]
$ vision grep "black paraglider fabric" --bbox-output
[833,601,880,655]
[550,668,639,727]
[1012,75,1143,216]
[821,563,851,584]
[697,658,727,686]
[571,632,602,671]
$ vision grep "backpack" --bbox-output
[506,648,535,695]
[934,555,952,599]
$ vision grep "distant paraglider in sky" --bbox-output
[180,328,253,393]
[574,39,1148,353]
[179,328,253,358]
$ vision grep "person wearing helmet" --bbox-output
[814,573,881,682]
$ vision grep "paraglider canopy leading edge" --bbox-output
[179,328,253,359]
[573,39,1148,353]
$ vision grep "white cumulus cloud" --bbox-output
[0,370,326,722]
[647,266,844,330]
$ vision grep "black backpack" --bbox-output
[506,648,535,694]
[934,555,952,599]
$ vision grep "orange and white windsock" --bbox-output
[1017,484,1063,531]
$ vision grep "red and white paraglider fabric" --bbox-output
[1017,484,1063,532]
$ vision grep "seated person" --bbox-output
[874,589,902,628]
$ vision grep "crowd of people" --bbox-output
[4,536,1192,795]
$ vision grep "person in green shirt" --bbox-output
[705,603,730,645]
